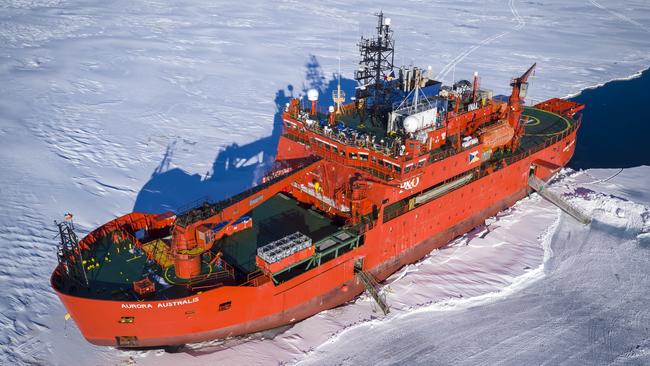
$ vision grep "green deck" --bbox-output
[84,237,146,284]
[218,193,343,274]
[64,193,342,300]
[520,107,575,150]
[79,237,150,300]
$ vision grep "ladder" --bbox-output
[528,174,591,225]
[355,268,390,315]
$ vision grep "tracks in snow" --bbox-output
[436,0,526,81]
[589,0,650,33]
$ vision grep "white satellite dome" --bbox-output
[403,115,418,133]
[307,88,319,101]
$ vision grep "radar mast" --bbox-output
[355,11,396,127]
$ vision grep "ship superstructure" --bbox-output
[52,13,585,348]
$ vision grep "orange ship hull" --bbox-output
[51,14,585,348]
[52,125,577,347]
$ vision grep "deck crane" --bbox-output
[507,63,537,151]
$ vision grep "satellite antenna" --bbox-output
[307,88,319,116]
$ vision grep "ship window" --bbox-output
[119,316,135,324]
[394,165,402,173]
[332,146,338,154]
[349,153,358,160]
[340,150,345,157]
[404,165,412,173]
[219,301,232,311]
[116,336,138,347]
[325,144,330,151]
[359,154,368,161]
[417,161,425,168]
[371,156,377,164]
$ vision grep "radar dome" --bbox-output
[307,88,319,101]
[403,115,418,133]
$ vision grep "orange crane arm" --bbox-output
[508,63,537,150]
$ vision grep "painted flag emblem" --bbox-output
[468,150,480,164]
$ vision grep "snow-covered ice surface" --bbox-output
[1,0,649,364]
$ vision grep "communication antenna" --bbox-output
[413,72,420,109]
[333,26,345,114]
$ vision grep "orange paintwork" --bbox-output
[51,63,584,347]
[479,121,515,149]
[52,124,579,347]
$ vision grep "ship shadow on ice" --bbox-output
[133,55,357,214]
